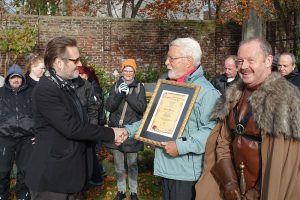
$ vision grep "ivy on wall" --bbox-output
[0,15,37,74]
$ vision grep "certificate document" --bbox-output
[147,90,188,137]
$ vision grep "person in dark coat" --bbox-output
[277,52,300,89]
[75,66,106,186]
[0,64,34,200]
[25,36,127,200]
[72,76,99,125]
[210,55,239,95]
[105,59,147,200]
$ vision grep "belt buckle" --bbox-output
[235,124,245,135]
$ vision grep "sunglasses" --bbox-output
[62,57,81,65]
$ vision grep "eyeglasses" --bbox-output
[123,70,134,74]
[166,56,187,63]
[62,57,81,65]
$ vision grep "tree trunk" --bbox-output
[208,0,212,20]
[273,0,291,39]
[131,0,143,18]
[242,8,265,40]
[4,51,10,75]
[121,0,126,18]
[215,0,223,21]
[106,0,113,17]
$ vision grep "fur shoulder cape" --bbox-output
[211,72,300,140]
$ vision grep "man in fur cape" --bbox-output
[195,37,300,200]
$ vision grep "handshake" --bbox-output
[118,82,129,95]
[112,128,128,146]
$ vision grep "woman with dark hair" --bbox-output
[77,65,106,186]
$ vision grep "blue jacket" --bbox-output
[126,66,220,181]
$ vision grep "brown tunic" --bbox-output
[228,88,261,198]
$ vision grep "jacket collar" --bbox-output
[45,68,75,90]
[212,72,300,140]
[185,65,203,83]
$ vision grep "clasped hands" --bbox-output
[112,128,179,155]
[112,128,128,146]
[118,82,129,95]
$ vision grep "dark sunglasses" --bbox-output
[62,57,81,65]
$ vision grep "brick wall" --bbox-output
[0,15,242,78]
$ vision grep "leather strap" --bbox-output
[233,105,252,135]
[118,87,133,127]
[233,105,261,142]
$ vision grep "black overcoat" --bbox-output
[25,72,115,193]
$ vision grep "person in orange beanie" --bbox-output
[105,58,147,200]
[121,59,137,73]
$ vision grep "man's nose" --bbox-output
[240,60,248,69]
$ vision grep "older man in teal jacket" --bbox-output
[125,37,220,200]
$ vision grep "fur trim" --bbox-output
[211,72,300,140]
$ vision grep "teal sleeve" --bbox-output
[176,89,220,155]
[124,120,141,138]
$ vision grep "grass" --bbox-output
[9,147,163,200]
[85,172,162,200]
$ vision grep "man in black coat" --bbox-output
[277,52,300,89]
[0,64,34,200]
[25,36,127,200]
[210,55,239,95]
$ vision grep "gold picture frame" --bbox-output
[135,79,200,147]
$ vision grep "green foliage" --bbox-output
[0,16,37,72]
[138,147,155,172]
[87,62,168,95]
[12,0,58,15]
[88,64,114,95]
[136,67,168,83]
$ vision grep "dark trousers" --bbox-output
[30,191,83,200]
[161,178,196,200]
[0,136,32,200]
[90,143,104,184]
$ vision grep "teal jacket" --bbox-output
[125,66,220,181]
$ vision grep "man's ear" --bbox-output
[53,58,63,71]
[187,56,194,68]
[265,55,273,69]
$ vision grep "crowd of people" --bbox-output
[0,35,299,200]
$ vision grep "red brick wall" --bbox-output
[0,15,242,78]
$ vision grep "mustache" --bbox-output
[239,68,253,74]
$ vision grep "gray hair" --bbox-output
[279,52,296,65]
[239,37,272,58]
[225,55,238,68]
[169,37,202,66]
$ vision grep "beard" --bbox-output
[168,70,178,80]
[72,70,79,79]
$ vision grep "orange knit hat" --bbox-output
[121,59,137,72]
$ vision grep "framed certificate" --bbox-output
[135,79,200,147]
